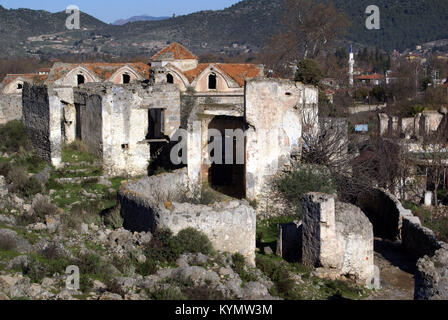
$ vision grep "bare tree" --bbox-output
[263,0,349,77]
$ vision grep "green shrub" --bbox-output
[144,228,214,267]
[151,287,187,300]
[232,253,258,284]
[0,121,31,153]
[175,228,214,255]
[256,255,294,298]
[135,260,158,277]
[6,166,42,198]
[144,229,182,266]
[103,207,124,230]
[275,165,336,217]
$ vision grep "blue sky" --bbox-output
[0,0,241,23]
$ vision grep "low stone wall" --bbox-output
[357,188,448,299]
[357,189,402,240]
[402,218,442,260]
[118,169,257,265]
[348,104,386,115]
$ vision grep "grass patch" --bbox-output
[62,141,99,164]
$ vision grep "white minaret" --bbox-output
[349,45,355,87]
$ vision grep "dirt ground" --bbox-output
[366,239,417,300]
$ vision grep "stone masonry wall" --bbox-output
[245,79,318,214]
[0,94,22,124]
[356,187,448,299]
[22,84,62,167]
[118,169,257,265]
[302,193,376,288]
[74,83,180,177]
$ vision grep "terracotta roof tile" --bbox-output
[151,42,198,61]
[1,73,47,86]
[46,62,150,83]
[182,63,262,87]
[216,63,262,87]
[355,73,383,80]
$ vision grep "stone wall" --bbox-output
[357,188,403,240]
[118,169,257,265]
[355,187,448,299]
[74,83,180,177]
[415,243,448,300]
[0,94,22,124]
[245,79,318,205]
[22,83,62,167]
[378,110,446,139]
[301,193,377,288]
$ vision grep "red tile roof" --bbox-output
[151,42,198,61]
[46,62,150,83]
[182,63,262,87]
[1,73,47,87]
[355,73,383,80]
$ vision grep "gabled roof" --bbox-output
[46,62,150,83]
[1,73,47,87]
[182,63,262,87]
[151,42,198,61]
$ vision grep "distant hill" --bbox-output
[112,15,170,26]
[0,0,447,58]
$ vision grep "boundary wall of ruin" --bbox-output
[356,188,448,299]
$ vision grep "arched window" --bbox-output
[77,74,85,85]
[208,73,217,90]
[166,74,174,84]
[17,83,23,90]
[122,74,131,84]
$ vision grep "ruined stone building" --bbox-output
[377,109,448,202]
[0,62,150,125]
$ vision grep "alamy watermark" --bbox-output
[66,265,80,291]
[66,5,80,30]
[365,5,380,30]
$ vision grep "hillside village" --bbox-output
[0,1,448,303]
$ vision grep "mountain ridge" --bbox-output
[0,0,447,58]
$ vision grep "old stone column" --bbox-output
[301,193,342,269]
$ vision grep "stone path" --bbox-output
[366,239,416,300]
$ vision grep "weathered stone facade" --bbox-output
[0,94,22,124]
[301,193,378,288]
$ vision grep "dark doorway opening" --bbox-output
[208,116,246,199]
[77,74,85,85]
[122,74,131,84]
[166,74,174,84]
[147,109,165,140]
[208,73,217,90]
[75,104,82,140]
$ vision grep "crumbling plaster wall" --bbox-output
[74,83,180,177]
[0,94,22,124]
[245,79,318,201]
